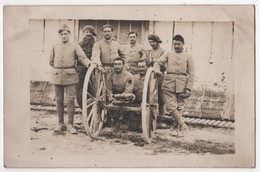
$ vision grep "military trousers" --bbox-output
[54,84,76,124]
[162,89,186,115]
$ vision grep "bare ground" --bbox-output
[31,110,235,155]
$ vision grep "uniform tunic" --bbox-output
[49,41,91,85]
[91,38,126,65]
[106,70,134,103]
[154,50,195,113]
[141,46,166,106]
[123,43,145,74]
[133,74,145,103]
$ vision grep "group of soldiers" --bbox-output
[49,23,195,137]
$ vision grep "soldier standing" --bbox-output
[91,24,127,75]
[141,34,166,126]
[154,35,195,137]
[123,31,146,75]
[49,24,92,134]
[76,25,96,109]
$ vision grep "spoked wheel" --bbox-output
[82,64,107,138]
[141,67,159,144]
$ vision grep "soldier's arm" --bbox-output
[75,44,91,67]
[118,44,127,61]
[49,46,55,67]
[139,45,147,57]
[186,55,195,90]
[91,42,102,66]
[154,51,168,72]
[106,75,114,103]
[123,74,134,94]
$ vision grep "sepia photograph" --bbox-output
[3,5,256,168]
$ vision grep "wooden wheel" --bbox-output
[141,67,159,144]
[82,64,106,138]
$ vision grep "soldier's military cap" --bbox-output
[148,34,162,43]
[102,24,114,31]
[58,23,71,33]
[83,25,97,36]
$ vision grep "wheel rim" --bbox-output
[82,65,106,138]
[141,67,158,143]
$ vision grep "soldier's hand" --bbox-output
[98,65,106,74]
[184,88,192,98]
[154,70,162,77]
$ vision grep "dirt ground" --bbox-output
[31,110,235,155]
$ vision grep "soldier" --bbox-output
[91,24,128,75]
[141,34,166,124]
[49,24,93,134]
[133,59,149,104]
[106,57,134,104]
[76,25,96,109]
[123,31,146,75]
[154,35,195,137]
[128,60,149,131]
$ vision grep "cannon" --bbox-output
[82,64,159,144]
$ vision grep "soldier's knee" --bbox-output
[66,96,75,103]
[56,97,64,104]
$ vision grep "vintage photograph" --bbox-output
[4,5,255,167]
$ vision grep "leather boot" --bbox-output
[57,102,64,124]
[67,101,75,125]
[67,101,78,134]
[171,111,188,137]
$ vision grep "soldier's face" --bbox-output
[103,27,113,40]
[129,33,137,44]
[138,61,148,75]
[113,60,124,73]
[59,31,70,43]
[149,40,159,50]
[173,40,184,53]
[83,30,93,40]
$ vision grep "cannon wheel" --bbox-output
[82,64,106,138]
[141,67,159,144]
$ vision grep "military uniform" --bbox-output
[141,46,166,116]
[133,74,145,104]
[155,50,195,113]
[76,36,95,108]
[91,38,126,75]
[106,70,134,103]
[49,40,91,132]
[123,43,145,75]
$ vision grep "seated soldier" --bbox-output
[128,60,149,131]
[106,57,135,126]
[133,60,149,104]
[106,57,135,104]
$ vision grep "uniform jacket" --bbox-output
[123,43,146,74]
[106,70,134,103]
[154,50,195,93]
[49,41,91,85]
[141,46,166,84]
[91,38,126,65]
[133,74,145,103]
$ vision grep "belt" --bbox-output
[102,63,113,67]
[54,66,75,69]
[167,72,187,76]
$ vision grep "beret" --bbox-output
[148,34,162,43]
